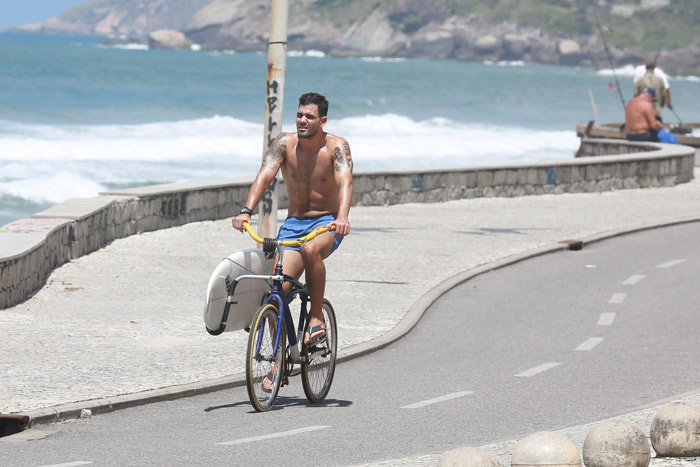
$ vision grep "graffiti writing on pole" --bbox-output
[266,79,280,149]
[261,178,277,216]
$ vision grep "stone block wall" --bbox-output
[0,220,74,310]
[351,142,694,206]
[0,139,695,309]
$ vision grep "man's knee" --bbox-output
[300,236,334,261]
[300,243,324,263]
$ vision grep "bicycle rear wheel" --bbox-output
[246,303,285,412]
[301,299,337,403]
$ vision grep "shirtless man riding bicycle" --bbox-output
[232,92,353,346]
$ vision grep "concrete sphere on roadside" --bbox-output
[650,401,700,457]
[438,446,501,467]
[582,420,650,467]
[511,431,581,466]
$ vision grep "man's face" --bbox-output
[296,104,326,139]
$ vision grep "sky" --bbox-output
[0,0,86,31]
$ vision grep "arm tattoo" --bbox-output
[334,141,352,173]
[262,134,286,169]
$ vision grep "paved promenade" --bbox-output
[3,169,700,465]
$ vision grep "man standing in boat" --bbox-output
[625,87,663,142]
[634,59,670,122]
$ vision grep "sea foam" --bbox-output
[0,114,579,205]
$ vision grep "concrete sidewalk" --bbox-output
[3,170,700,463]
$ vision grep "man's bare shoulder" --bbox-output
[323,132,348,145]
[279,131,298,144]
[324,132,352,173]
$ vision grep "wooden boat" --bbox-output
[576,121,700,148]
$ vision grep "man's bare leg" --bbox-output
[300,233,334,344]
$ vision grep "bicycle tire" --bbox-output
[301,299,337,403]
[246,303,285,412]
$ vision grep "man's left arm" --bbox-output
[331,138,353,237]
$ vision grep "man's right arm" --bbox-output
[232,133,287,231]
[645,108,663,132]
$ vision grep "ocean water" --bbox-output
[2,33,700,227]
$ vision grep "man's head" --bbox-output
[645,58,656,70]
[644,87,656,98]
[296,92,328,139]
[298,92,329,117]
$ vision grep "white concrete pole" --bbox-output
[258,0,288,239]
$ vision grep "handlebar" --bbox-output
[241,221,335,247]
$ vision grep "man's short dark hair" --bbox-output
[299,92,329,117]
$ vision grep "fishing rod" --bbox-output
[671,108,691,133]
[592,5,626,110]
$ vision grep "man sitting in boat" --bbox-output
[625,88,663,142]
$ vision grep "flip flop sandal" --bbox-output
[305,323,327,345]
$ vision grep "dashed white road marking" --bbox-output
[622,275,645,285]
[515,362,563,377]
[657,259,686,269]
[597,313,616,326]
[609,293,627,304]
[575,337,604,351]
[401,391,474,409]
[216,426,330,445]
[38,463,92,467]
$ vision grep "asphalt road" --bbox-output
[3,222,700,467]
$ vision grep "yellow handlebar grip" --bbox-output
[242,222,264,244]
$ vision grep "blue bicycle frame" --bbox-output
[255,244,311,365]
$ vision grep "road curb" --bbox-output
[21,216,700,428]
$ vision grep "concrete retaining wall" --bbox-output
[0,139,695,309]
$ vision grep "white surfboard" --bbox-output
[204,248,273,334]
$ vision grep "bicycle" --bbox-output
[234,221,338,412]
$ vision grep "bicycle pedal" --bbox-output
[281,375,290,387]
[307,346,330,359]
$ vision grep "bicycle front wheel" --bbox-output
[301,299,337,403]
[246,303,285,412]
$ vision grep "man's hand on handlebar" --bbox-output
[232,213,250,232]
[328,218,350,238]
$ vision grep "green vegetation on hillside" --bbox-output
[600,0,700,50]
[309,0,698,52]
[444,0,697,49]
[308,0,381,29]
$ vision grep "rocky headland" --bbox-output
[9,0,700,75]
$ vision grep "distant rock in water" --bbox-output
[148,29,191,49]
[99,35,149,50]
